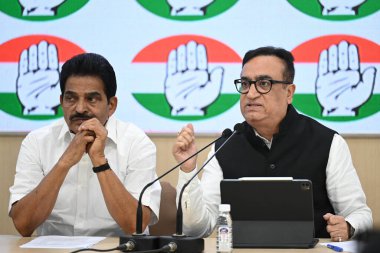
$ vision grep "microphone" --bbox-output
[119,127,234,251]
[159,123,244,253]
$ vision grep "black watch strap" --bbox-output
[93,161,110,173]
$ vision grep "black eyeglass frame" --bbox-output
[234,78,292,95]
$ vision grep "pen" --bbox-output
[327,244,343,252]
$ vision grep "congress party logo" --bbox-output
[0,35,85,120]
[292,35,379,122]
[0,0,89,21]
[288,0,379,20]
[137,0,238,21]
[131,35,241,121]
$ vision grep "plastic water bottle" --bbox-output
[216,204,233,253]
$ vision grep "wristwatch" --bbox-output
[93,160,111,173]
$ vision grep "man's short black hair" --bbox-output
[242,46,295,83]
[60,53,117,101]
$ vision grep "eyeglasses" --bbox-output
[234,78,292,95]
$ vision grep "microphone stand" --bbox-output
[119,129,232,251]
[159,126,241,253]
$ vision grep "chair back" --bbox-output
[149,181,177,236]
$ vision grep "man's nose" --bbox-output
[75,99,88,113]
[246,84,260,98]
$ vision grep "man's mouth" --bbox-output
[247,102,262,107]
[70,115,93,122]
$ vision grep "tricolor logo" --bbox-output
[0,0,89,21]
[292,35,379,121]
[130,35,241,121]
[137,0,238,21]
[0,35,85,120]
[288,0,380,20]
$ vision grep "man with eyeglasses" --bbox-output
[172,46,372,241]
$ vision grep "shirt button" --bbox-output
[269,164,276,169]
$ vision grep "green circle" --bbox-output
[0,0,89,21]
[288,0,380,21]
[137,0,238,21]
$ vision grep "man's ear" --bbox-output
[287,84,296,104]
[60,94,63,106]
[108,96,118,117]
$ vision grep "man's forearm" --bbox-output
[10,161,71,236]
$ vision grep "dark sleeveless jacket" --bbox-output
[215,105,336,238]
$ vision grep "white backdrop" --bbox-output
[0,0,379,134]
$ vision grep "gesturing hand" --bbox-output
[59,130,95,169]
[165,40,224,116]
[58,118,107,169]
[78,118,108,164]
[315,41,376,116]
[172,124,197,173]
[16,41,61,115]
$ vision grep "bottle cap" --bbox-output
[219,204,230,212]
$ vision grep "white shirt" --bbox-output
[9,116,161,236]
[177,134,373,238]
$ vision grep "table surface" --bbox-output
[0,235,346,253]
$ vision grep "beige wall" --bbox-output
[1,135,379,235]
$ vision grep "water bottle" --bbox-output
[216,204,233,253]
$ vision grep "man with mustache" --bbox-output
[173,46,372,242]
[9,53,160,236]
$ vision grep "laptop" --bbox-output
[220,177,319,248]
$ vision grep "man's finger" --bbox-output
[179,132,193,145]
[326,224,341,234]
[323,213,333,221]
[84,130,96,137]
[176,139,190,151]
[326,215,338,225]
[328,214,345,225]
[187,123,194,132]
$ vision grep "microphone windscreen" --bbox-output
[222,128,233,138]
[234,123,244,133]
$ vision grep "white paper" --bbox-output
[320,241,358,253]
[20,236,106,249]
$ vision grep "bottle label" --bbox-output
[218,225,230,241]
[217,225,231,251]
